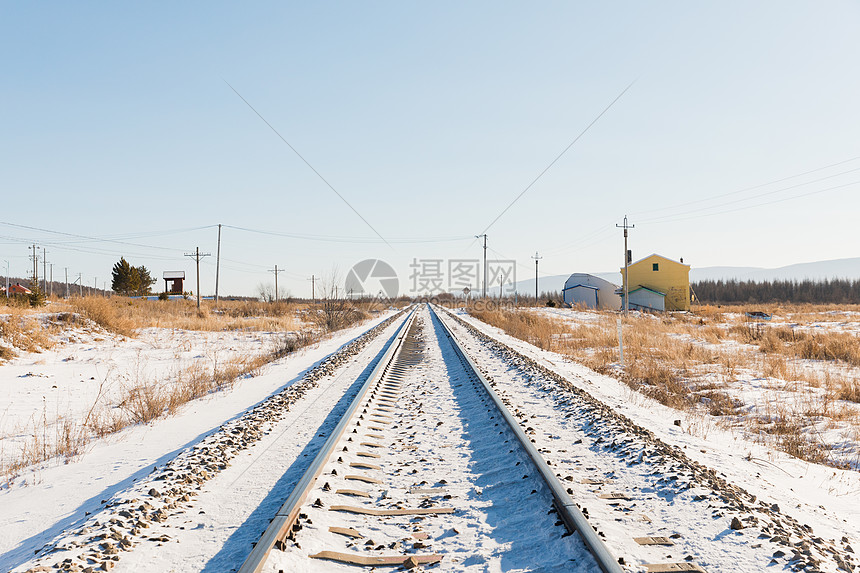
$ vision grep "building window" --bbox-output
[652,263,659,271]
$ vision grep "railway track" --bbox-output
[239,304,620,572]
[14,302,854,572]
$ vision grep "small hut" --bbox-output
[163,271,185,294]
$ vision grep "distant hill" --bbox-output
[493,257,860,296]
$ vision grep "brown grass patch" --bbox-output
[468,303,860,469]
[69,297,136,337]
[0,308,56,352]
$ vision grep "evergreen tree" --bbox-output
[28,282,46,307]
[134,265,155,296]
[111,258,140,295]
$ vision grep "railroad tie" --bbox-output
[329,526,363,539]
[635,536,674,546]
[644,564,707,572]
[349,462,381,471]
[335,489,372,498]
[344,474,383,484]
[329,505,455,516]
[309,551,442,567]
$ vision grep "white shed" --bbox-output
[625,286,666,312]
[562,273,621,310]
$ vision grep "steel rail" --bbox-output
[431,304,624,573]
[238,308,417,573]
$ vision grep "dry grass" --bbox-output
[0,290,388,480]
[65,297,304,335]
[0,329,319,481]
[468,303,860,469]
[68,297,137,337]
[0,293,375,480]
[0,307,57,354]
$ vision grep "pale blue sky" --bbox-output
[3,2,859,297]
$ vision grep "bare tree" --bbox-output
[313,268,367,331]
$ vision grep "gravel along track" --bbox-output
[437,306,857,573]
[263,305,603,573]
[15,309,409,573]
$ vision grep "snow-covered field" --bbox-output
[532,306,860,471]
[0,309,396,571]
[2,303,859,572]
[452,307,860,571]
[1,318,288,472]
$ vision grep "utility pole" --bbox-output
[42,248,47,294]
[77,273,83,297]
[475,234,487,298]
[616,215,634,316]
[64,268,69,299]
[215,223,222,305]
[531,252,542,303]
[269,265,284,303]
[3,260,9,298]
[29,244,38,289]
[94,277,97,297]
[49,264,53,297]
[184,247,211,309]
[308,275,320,302]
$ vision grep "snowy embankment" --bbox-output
[453,308,860,570]
[0,311,394,571]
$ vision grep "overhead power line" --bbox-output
[631,154,860,218]
[476,80,636,238]
[636,165,860,225]
[223,79,392,248]
[222,224,471,244]
[0,221,215,251]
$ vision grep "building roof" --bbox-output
[627,253,690,268]
[629,285,666,296]
[616,285,667,297]
[563,273,619,291]
[563,283,600,291]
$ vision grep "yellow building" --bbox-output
[620,254,691,311]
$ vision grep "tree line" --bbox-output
[693,278,860,304]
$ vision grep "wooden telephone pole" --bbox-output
[184,247,211,309]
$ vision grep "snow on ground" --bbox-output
[453,307,860,570]
[5,302,860,572]
[1,321,289,468]
[530,306,860,470]
[0,311,394,571]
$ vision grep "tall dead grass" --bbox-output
[68,297,304,334]
[0,307,56,354]
[468,304,860,469]
[0,330,318,482]
[69,297,137,337]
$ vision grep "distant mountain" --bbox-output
[492,257,860,296]
[694,257,860,282]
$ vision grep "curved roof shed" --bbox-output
[562,273,621,310]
